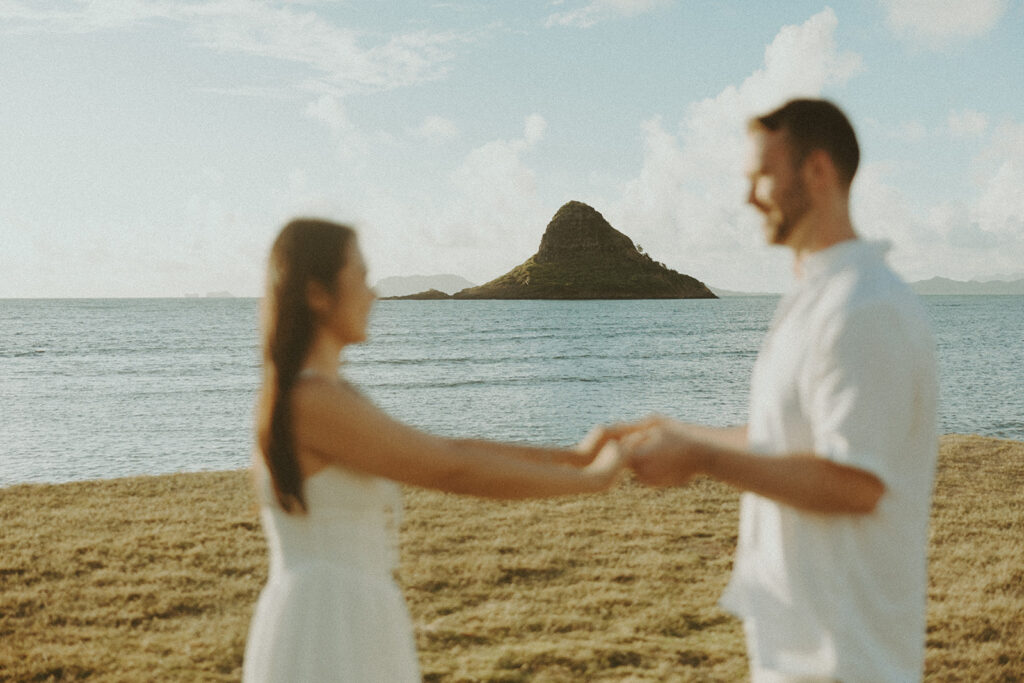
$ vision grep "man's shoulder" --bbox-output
[821,252,917,315]
[812,255,932,344]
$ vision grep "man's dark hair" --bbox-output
[750,98,860,187]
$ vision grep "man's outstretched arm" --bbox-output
[583,417,748,457]
[625,419,885,515]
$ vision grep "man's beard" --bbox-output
[768,176,812,245]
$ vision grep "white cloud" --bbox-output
[881,0,1009,49]
[522,113,547,146]
[852,165,975,283]
[195,84,297,100]
[947,109,990,138]
[187,4,459,93]
[0,0,176,33]
[853,161,935,244]
[849,121,1024,284]
[609,8,862,291]
[322,115,553,286]
[975,161,1024,237]
[410,115,460,144]
[545,0,671,29]
[304,94,370,158]
[876,111,989,143]
[973,121,1024,241]
[440,114,548,253]
[1,1,461,94]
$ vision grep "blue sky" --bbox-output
[2,0,1023,297]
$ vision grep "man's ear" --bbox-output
[306,281,330,317]
[802,148,837,193]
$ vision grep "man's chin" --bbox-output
[763,223,786,245]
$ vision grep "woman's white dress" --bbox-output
[243,463,421,682]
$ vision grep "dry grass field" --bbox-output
[1,434,1021,682]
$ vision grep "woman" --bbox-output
[243,218,623,682]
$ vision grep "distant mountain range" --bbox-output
[374,274,476,298]
[711,278,1024,297]
[909,277,1024,296]
[708,287,778,297]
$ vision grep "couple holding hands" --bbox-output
[244,99,938,682]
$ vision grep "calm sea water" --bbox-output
[1,296,1021,487]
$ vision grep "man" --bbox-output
[622,99,938,681]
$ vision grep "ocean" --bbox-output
[1,296,1022,487]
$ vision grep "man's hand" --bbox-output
[623,419,710,487]
[623,419,885,513]
[573,417,664,466]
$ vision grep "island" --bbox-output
[386,201,716,300]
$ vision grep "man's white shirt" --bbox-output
[720,239,938,682]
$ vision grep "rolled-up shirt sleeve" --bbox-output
[801,302,917,486]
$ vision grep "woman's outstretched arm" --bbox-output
[291,376,624,499]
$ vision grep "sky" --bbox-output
[2,1,1023,297]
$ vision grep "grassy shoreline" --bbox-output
[2,434,1022,681]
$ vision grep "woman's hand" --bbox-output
[583,440,627,490]
[572,425,611,466]
[573,417,665,466]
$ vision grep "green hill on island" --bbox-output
[389,201,715,300]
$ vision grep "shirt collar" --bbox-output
[797,238,891,284]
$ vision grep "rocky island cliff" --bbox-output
[389,201,715,300]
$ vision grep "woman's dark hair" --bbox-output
[257,218,356,513]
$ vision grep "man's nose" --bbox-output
[747,185,764,211]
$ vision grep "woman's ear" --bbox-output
[306,281,331,317]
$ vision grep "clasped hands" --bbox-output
[574,415,713,488]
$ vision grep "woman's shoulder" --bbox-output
[292,371,365,405]
[290,372,393,437]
